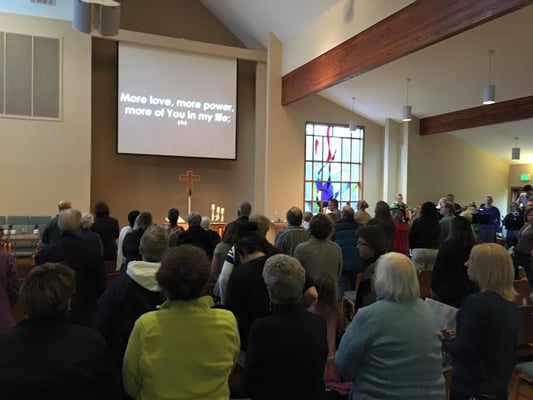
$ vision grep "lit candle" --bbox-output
[221,207,224,214]
[216,206,220,213]
[211,203,215,211]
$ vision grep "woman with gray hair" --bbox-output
[244,254,328,400]
[335,252,445,400]
[79,213,104,256]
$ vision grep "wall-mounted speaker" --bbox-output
[72,0,92,34]
[72,0,121,37]
[99,2,121,36]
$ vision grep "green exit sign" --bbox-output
[520,174,531,182]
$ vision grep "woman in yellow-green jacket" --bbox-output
[123,245,240,400]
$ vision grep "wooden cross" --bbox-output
[179,170,201,214]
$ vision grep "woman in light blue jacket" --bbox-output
[335,252,445,400]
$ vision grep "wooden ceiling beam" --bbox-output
[419,95,533,135]
[282,0,533,105]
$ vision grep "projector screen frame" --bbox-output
[116,41,239,161]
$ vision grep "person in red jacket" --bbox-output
[391,209,409,255]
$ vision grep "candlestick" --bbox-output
[221,207,225,222]
[211,203,215,211]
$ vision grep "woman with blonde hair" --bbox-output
[442,243,518,400]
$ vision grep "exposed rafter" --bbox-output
[419,95,533,135]
[282,0,533,105]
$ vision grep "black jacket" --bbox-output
[0,319,114,400]
[35,233,106,326]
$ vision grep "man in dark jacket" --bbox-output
[175,212,215,258]
[36,208,106,326]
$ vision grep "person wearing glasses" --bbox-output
[355,225,389,307]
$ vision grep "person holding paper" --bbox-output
[441,243,518,400]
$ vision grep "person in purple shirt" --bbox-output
[477,196,501,243]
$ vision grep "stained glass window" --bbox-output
[304,122,364,213]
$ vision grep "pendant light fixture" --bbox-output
[402,78,412,122]
[348,96,357,131]
[512,136,521,160]
[483,49,496,105]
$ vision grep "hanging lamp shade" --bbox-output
[483,84,495,105]
[402,78,412,122]
[402,105,412,122]
[482,50,496,105]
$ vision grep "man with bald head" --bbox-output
[274,207,310,256]
[41,199,72,245]
[36,208,106,326]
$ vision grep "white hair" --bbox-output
[80,213,94,229]
[200,216,211,230]
[374,252,420,302]
[58,209,82,234]
[263,254,305,304]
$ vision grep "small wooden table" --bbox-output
[1,233,40,256]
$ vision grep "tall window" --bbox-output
[304,122,364,213]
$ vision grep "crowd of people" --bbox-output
[0,190,531,399]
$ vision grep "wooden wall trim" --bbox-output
[419,95,533,135]
[282,0,533,105]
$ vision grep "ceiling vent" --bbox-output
[30,0,57,6]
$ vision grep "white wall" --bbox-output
[282,0,414,74]
[406,118,510,211]
[0,13,91,216]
